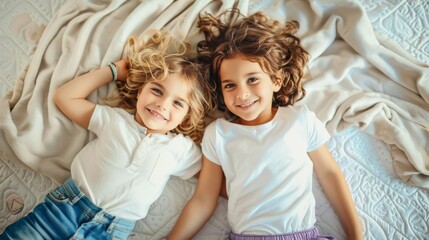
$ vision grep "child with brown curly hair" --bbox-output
[168,9,362,240]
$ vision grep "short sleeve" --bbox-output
[306,107,330,152]
[201,121,220,165]
[173,137,202,180]
[88,105,111,135]
[88,105,134,138]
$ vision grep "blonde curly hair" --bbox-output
[111,30,214,143]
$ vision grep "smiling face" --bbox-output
[220,56,281,126]
[134,72,191,134]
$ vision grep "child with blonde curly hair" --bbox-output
[0,30,213,240]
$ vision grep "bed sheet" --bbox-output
[0,0,428,239]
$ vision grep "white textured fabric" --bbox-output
[202,106,330,234]
[72,105,201,220]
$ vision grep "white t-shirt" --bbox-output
[202,105,330,234]
[71,105,201,220]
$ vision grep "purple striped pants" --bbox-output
[229,227,336,240]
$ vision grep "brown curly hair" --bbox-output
[197,9,309,117]
[111,30,214,143]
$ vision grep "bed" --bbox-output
[0,0,428,239]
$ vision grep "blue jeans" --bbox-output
[0,178,135,240]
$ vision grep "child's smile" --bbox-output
[236,99,258,109]
[146,108,169,121]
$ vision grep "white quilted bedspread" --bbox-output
[1,0,428,239]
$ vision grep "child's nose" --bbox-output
[236,87,250,99]
[156,99,167,111]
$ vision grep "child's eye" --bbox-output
[151,88,162,95]
[248,77,258,83]
[174,101,184,108]
[223,83,236,89]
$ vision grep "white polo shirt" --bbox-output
[71,105,201,220]
[202,105,330,234]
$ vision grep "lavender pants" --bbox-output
[229,227,336,240]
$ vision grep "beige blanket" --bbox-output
[1,0,428,189]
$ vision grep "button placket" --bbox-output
[129,136,152,172]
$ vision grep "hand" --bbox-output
[114,60,129,81]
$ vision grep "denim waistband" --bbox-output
[63,177,90,205]
[61,178,135,231]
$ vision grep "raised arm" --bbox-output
[53,60,128,128]
[309,144,362,240]
[168,156,223,240]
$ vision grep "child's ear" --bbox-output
[274,79,282,92]
[273,72,283,92]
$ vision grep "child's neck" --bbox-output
[236,108,278,126]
